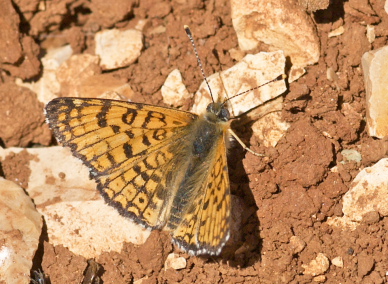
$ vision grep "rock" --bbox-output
[328,158,388,230]
[192,51,286,116]
[164,253,187,270]
[328,26,345,38]
[56,53,101,97]
[362,46,388,138]
[385,0,388,14]
[331,256,344,268]
[95,28,143,70]
[0,147,151,258]
[16,45,73,104]
[289,66,306,83]
[0,178,42,284]
[289,236,306,254]
[251,98,290,147]
[302,253,330,276]
[161,69,191,107]
[366,25,375,44]
[313,275,326,283]
[340,149,362,164]
[343,158,388,221]
[298,0,330,12]
[56,53,134,100]
[230,0,319,68]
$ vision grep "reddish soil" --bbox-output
[1,0,388,283]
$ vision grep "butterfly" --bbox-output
[45,26,283,256]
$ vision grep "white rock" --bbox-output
[289,236,306,254]
[56,53,101,97]
[164,253,187,270]
[340,149,362,164]
[328,26,344,38]
[161,69,191,107]
[289,66,306,83]
[313,275,326,282]
[251,105,290,147]
[362,46,388,138]
[0,147,150,258]
[230,0,320,68]
[366,25,375,44]
[192,51,286,116]
[15,45,73,104]
[302,253,330,276]
[331,256,344,268]
[0,178,42,284]
[385,0,388,14]
[95,29,143,70]
[326,215,358,231]
[342,158,388,221]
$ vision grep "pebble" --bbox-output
[95,28,143,70]
[230,0,319,68]
[302,253,330,276]
[0,178,42,284]
[362,46,388,138]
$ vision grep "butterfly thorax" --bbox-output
[165,102,230,233]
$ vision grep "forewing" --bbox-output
[45,97,197,229]
[172,137,231,255]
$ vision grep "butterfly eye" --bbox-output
[218,108,230,122]
[206,103,215,113]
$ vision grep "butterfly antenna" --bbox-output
[221,74,287,108]
[184,25,215,103]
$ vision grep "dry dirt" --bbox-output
[1,0,388,283]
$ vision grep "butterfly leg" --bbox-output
[228,129,265,157]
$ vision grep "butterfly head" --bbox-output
[205,102,230,123]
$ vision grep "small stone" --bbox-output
[251,103,290,147]
[340,149,362,164]
[231,0,319,68]
[328,26,345,38]
[289,236,306,254]
[56,54,101,97]
[366,25,375,44]
[385,0,388,14]
[298,0,330,12]
[331,256,344,268]
[95,29,143,70]
[164,253,187,270]
[161,69,191,107]
[342,158,388,222]
[0,178,43,284]
[302,253,330,276]
[289,66,306,83]
[313,275,326,282]
[362,46,388,138]
[192,51,286,116]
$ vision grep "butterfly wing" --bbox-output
[171,134,231,255]
[45,97,197,229]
